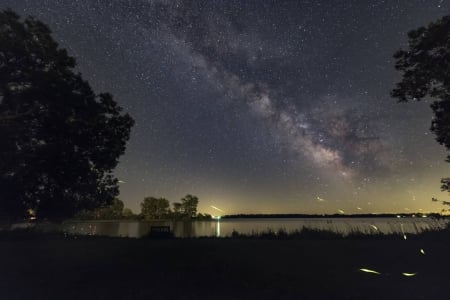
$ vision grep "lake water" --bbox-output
[59,217,450,238]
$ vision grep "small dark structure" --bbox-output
[148,226,173,238]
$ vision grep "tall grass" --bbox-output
[226,224,450,240]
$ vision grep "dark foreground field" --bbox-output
[1,233,450,300]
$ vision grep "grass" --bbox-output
[222,225,447,241]
[2,228,450,299]
[229,227,357,239]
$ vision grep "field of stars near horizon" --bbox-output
[3,0,450,215]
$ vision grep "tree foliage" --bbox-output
[75,198,125,220]
[0,10,134,220]
[392,15,450,200]
[171,202,183,219]
[141,197,170,220]
[94,198,125,219]
[141,195,202,220]
[122,208,136,219]
[180,194,199,218]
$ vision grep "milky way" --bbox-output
[3,0,450,214]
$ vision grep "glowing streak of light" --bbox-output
[338,209,345,214]
[118,180,126,183]
[357,207,362,210]
[400,224,407,240]
[316,196,325,202]
[369,224,378,231]
[359,268,381,275]
[210,206,224,212]
[420,249,425,255]
[402,272,417,277]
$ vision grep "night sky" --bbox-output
[3,1,450,215]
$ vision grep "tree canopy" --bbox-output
[181,194,199,218]
[0,10,134,220]
[392,15,450,200]
[75,198,126,220]
[140,194,202,220]
[141,197,170,220]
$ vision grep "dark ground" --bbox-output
[1,233,450,300]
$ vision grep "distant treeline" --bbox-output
[221,213,445,219]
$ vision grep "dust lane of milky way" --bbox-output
[3,0,450,214]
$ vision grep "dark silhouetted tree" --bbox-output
[122,207,136,219]
[171,202,183,219]
[196,212,212,220]
[181,194,199,218]
[141,197,170,220]
[75,198,125,220]
[392,15,450,207]
[95,198,125,219]
[0,10,134,220]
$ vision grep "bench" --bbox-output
[148,226,173,238]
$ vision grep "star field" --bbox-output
[3,0,450,214]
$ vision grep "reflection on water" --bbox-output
[61,217,450,238]
[216,218,220,237]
